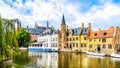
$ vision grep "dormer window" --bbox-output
[76,30,77,33]
[94,33,97,36]
[103,32,107,36]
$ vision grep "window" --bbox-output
[102,38,106,42]
[56,37,57,41]
[103,32,107,36]
[76,43,78,47]
[52,38,54,41]
[89,45,92,48]
[73,37,75,41]
[56,43,57,47]
[99,39,101,42]
[68,38,69,41]
[73,44,75,47]
[67,38,68,41]
[76,30,77,33]
[94,39,96,42]
[108,44,112,49]
[67,43,68,47]
[84,37,87,40]
[84,43,86,47]
[81,43,83,47]
[70,38,71,41]
[102,44,106,49]
[76,37,78,40]
[89,39,92,42]
[51,43,53,47]
[94,33,97,36]
[50,38,52,41]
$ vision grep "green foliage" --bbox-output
[16,28,32,47]
[0,17,19,61]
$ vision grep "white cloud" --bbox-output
[68,1,120,30]
[0,0,120,30]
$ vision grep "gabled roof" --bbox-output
[40,28,59,36]
[67,27,89,35]
[24,28,45,34]
[88,27,115,39]
[72,27,82,35]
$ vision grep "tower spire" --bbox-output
[62,14,66,25]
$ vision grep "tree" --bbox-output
[16,28,32,47]
[0,16,19,61]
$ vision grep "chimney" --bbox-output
[82,23,84,29]
[88,23,91,31]
[98,28,101,30]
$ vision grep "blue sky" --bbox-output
[0,0,120,30]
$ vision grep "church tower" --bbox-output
[60,14,67,49]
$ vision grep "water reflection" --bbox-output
[58,52,120,68]
[28,51,58,68]
[1,50,120,68]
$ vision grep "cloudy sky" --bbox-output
[0,0,120,30]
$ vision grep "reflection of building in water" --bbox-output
[86,56,120,68]
[58,52,120,68]
[58,52,87,68]
[27,52,58,68]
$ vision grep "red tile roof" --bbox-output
[88,26,115,39]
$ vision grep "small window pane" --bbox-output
[102,44,106,49]
[108,44,112,49]
[89,45,92,48]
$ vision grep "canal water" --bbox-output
[0,50,120,68]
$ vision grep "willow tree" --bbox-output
[0,16,19,61]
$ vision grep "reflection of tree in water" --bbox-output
[0,60,12,68]
[13,50,30,68]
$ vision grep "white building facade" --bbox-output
[38,29,59,51]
